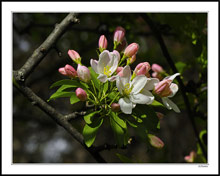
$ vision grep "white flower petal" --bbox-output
[130,92,153,104]
[97,74,108,83]
[119,97,133,114]
[120,65,131,86]
[90,59,99,74]
[108,54,119,74]
[98,50,111,73]
[144,78,160,90]
[168,83,179,97]
[141,89,155,104]
[162,97,180,113]
[131,75,148,94]
[164,73,180,81]
[116,76,124,94]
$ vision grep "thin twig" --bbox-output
[140,14,207,159]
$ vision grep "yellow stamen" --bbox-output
[123,83,133,95]
[103,65,111,77]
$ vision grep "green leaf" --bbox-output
[83,117,103,147]
[50,79,88,89]
[126,119,138,128]
[115,153,133,163]
[88,67,100,89]
[48,91,74,101]
[57,84,76,92]
[84,111,100,124]
[70,93,80,104]
[151,100,164,107]
[103,81,108,94]
[110,111,128,147]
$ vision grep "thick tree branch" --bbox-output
[13,76,106,163]
[14,13,79,82]
[140,14,207,159]
[13,13,107,163]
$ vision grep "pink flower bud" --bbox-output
[152,72,163,80]
[58,67,67,76]
[154,79,172,97]
[114,26,125,43]
[184,151,196,163]
[148,134,164,149]
[152,64,164,73]
[75,88,87,101]
[64,64,77,78]
[116,67,123,74]
[77,64,91,83]
[134,62,151,76]
[124,43,139,58]
[68,50,81,63]
[156,112,164,120]
[99,35,108,50]
[111,103,120,112]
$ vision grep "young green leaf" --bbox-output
[115,153,133,163]
[57,84,76,92]
[70,93,80,104]
[110,111,128,147]
[50,79,88,89]
[84,111,100,124]
[48,91,74,102]
[88,67,100,89]
[151,100,164,107]
[83,117,103,147]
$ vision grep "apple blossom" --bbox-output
[148,134,164,149]
[154,73,181,113]
[116,66,156,114]
[77,64,91,83]
[90,50,120,83]
[114,26,125,44]
[58,64,77,78]
[124,43,139,58]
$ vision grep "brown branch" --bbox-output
[13,13,107,163]
[140,14,207,159]
[14,13,79,82]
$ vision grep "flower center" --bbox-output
[103,65,111,77]
[123,83,133,96]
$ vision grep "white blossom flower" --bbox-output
[154,73,180,113]
[90,50,120,83]
[116,66,156,114]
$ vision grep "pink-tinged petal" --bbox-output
[124,43,139,58]
[99,35,107,49]
[116,76,124,94]
[90,59,99,74]
[120,65,131,86]
[77,65,91,83]
[114,26,125,43]
[131,75,148,94]
[118,97,133,114]
[116,67,123,74]
[58,67,67,76]
[98,50,111,73]
[152,64,164,73]
[97,74,108,83]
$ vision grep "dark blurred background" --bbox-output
[13,13,207,163]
